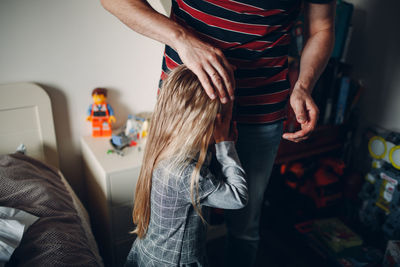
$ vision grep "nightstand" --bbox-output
[81,136,145,267]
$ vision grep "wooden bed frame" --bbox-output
[0,82,59,168]
[0,82,103,264]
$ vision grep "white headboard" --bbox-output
[0,83,59,168]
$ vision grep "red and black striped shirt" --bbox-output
[160,0,332,124]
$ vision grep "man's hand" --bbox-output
[101,0,236,104]
[282,82,319,143]
[175,32,236,104]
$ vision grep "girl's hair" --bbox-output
[132,65,221,238]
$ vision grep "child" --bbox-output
[125,65,248,267]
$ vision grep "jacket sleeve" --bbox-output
[181,141,248,210]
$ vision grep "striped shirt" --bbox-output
[160,0,333,124]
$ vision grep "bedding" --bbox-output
[0,207,38,264]
[0,153,103,266]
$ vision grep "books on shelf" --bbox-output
[332,1,354,60]
[309,60,363,126]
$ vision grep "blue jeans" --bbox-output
[224,121,283,267]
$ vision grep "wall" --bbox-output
[0,0,169,197]
[346,0,400,132]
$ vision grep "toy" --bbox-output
[359,131,400,240]
[382,209,400,240]
[282,162,306,190]
[311,218,363,253]
[359,200,384,233]
[358,169,382,201]
[295,219,382,267]
[312,167,342,209]
[86,88,116,137]
[359,167,400,230]
[109,114,149,155]
[280,158,344,209]
[383,240,400,267]
[375,169,400,214]
[368,132,400,171]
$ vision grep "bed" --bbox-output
[0,83,104,266]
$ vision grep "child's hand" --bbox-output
[213,101,235,143]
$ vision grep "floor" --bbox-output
[206,198,384,267]
[206,208,326,267]
[205,172,329,267]
[206,226,323,267]
[205,175,350,267]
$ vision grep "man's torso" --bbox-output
[161,0,302,124]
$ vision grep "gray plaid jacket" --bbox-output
[127,141,248,267]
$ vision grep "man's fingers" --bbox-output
[218,55,236,100]
[195,67,217,100]
[284,93,319,143]
[203,63,228,103]
[180,42,235,103]
[292,100,308,123]
[282,124,313,140]
[214,63,234,101]
[282,131,305,140]
[213,48,236,100]
[282,106,316,142]
[282,134,310,142]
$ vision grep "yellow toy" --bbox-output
[86,88,116,137]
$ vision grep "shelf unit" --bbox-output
[275,124,348,164]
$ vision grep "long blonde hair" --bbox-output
[132,65,221,238]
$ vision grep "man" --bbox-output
[101,0,335,266]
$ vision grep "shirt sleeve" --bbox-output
[181,141,248,210]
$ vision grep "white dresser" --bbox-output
[81,136,145,267]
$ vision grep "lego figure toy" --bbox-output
[86,88,116,137]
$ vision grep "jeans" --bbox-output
[224,121,283,267]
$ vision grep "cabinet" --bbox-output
[275,124,348,164]
[81,136,144,267]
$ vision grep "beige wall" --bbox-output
[346,0,400,133]
[0,0,169,197]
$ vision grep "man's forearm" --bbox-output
[296,29,335,92]
[101,0,236,102]
[100,0,186,51]
[296,1,336,93]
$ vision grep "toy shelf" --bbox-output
[275,124,348,164]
